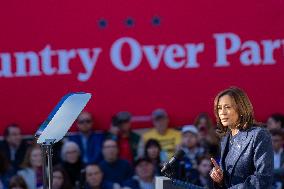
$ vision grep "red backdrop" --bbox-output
[0,0,284,135]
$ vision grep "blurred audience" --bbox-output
[9,175,27,189]
[17,144,43,189]
[123,157,155,189]
[143,109,181,158]
[52,165,72,189]
[267,113,284,130]
[2,110,284,188]
[69,111,105,164]
[61,141,84,187]
[107,112,141,163]
[99,139,133,185]
[0,124,29,171]
[270,129,284,189]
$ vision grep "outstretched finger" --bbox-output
[211,158,220,168]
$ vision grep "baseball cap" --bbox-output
[181,125,198,135]
[115,111,132,125]
[152,108,168,120]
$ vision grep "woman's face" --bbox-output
[30,148,42,168]
[53,171,64,189]
[198,159,212,176]
[65,145,80,164]
[217,95,239,128]
[147,145,160,160]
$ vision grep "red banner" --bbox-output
[1,0,284,134]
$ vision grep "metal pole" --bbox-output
[41,145,48,189]
[41,139,55,189]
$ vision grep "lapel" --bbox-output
[229,129,254,173]
[220,133,229,170]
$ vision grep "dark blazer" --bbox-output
[69,132,105,164]
[214,127,273,189]
[0,140,29,171]
[273,148,284,185]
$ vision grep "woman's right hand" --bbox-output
[210,158,224,184]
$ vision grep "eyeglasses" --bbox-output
[77,119,92,124]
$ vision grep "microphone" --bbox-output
[161,149,185,174]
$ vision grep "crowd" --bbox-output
[0,109,283,189]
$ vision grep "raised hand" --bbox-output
[210,158,224,184]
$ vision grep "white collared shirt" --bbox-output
[274,148,283,169]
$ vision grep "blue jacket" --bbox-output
[69,132,105,164]
[215,127,273,189]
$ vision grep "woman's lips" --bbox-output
[221,118,229,122]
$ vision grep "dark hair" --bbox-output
[214,87,256,137]
[194,112,213,129]
[270,129,284,139]
[144,139,161,164]
[9,175,28,189]
[4,123,20,138]
[197,155,212,166]
[269,113,284,128]
[53,165,73,189]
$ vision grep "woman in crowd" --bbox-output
[61,141,84,187]
[52,165,73,189]
[144,139,167,175]
[194,113,220,159]
[17,144,43,189]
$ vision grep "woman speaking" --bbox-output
[210,87,273,189]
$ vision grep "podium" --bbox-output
[35,92,92,189]
[155,176,207,189]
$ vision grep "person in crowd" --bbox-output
[194,113,220,159]
[85,164,118,189]
[143,109,181,158]
[267,113,284,130]
[195,156,214,188]
[0,124,29,171]
[210,87,273,188]
[174,125,204,182]
[52,165,73,189]
[17,144,43,189]
[69,111,105,164]
[270,129,284,189]
[123,157,155,189]
[144,139,167,175]
[0,151,14,189]
[9,175,27,189]
[99,139,133,185]
[180,125,205,169]
[107,112,141,163]
[61,141,84,187]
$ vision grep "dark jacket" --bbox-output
[214,127,273,189]
[107,131,141,159]
[0,140,29,171]
[69,132,105,164]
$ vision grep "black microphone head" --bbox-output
[174,149,185,160]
